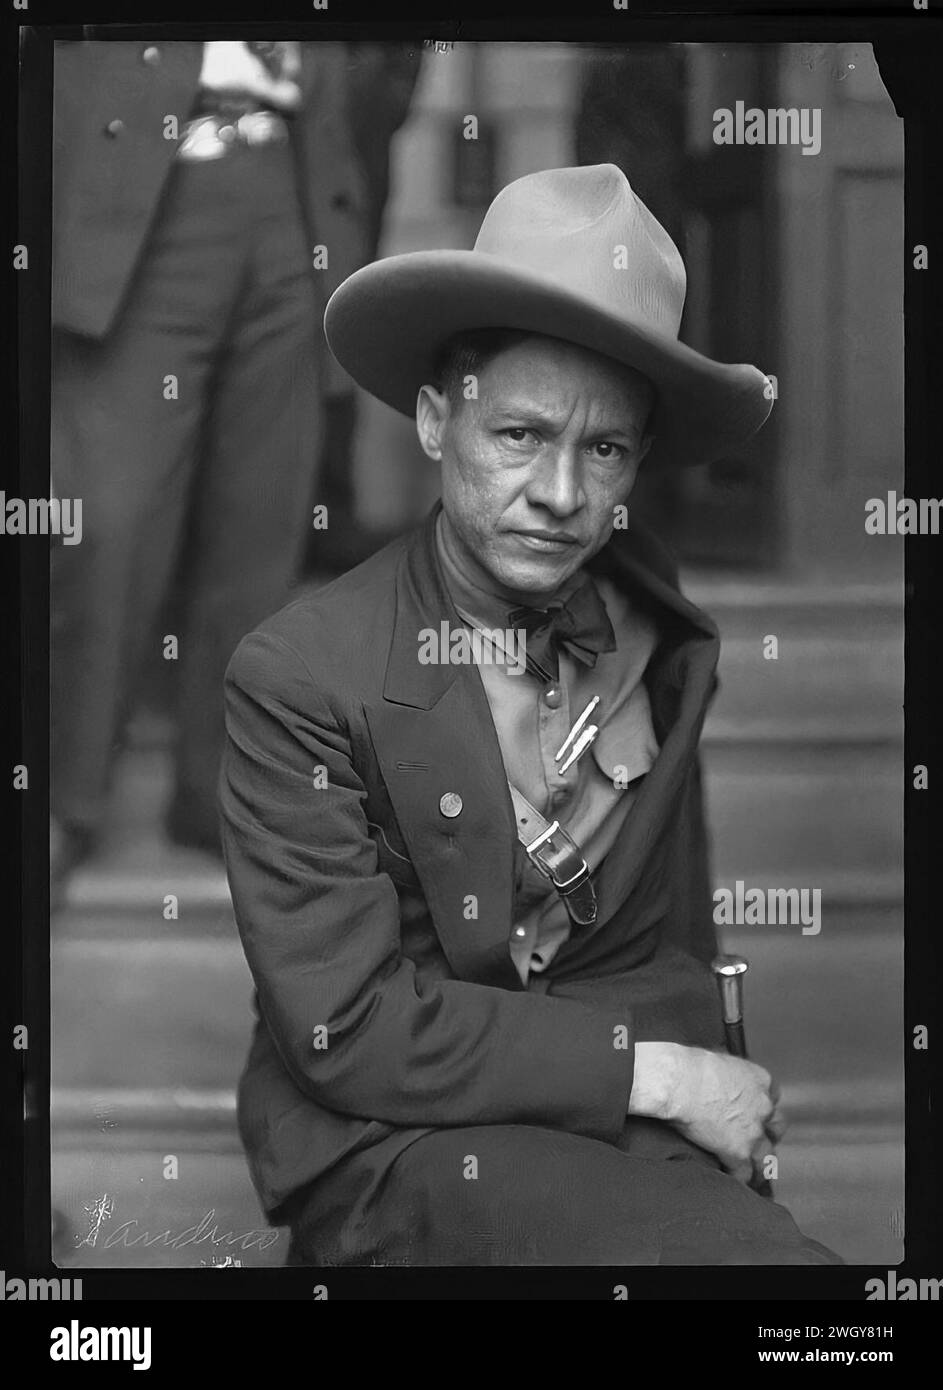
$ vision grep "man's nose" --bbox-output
[524,448,585,517]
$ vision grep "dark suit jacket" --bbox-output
[52,39,368,341]
[219,502,728,1223]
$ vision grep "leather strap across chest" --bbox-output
[507,781,597,928]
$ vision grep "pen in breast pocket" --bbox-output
[557,725,598,774]
[555,695,600,765]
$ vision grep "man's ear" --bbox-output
[416,384,451,462]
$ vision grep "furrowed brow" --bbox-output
[487,403,644,441]
[487,405,559,426]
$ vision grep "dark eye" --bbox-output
[503,428,533,444]
[590,441,625,461]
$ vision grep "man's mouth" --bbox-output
[509,529,581,552]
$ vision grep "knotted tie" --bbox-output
[508,576,616,684]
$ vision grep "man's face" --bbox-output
[417,335,654,603]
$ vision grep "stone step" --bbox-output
[129,603,903,753]
[758,1125,903,1266]
[54,1088,240,1147]
[52,918,903,1104]
[52,892,903,1278]
[684,576,902,630]
[707,645,902,746]
[48,1116,902,1268]
[702,743,902,883]
[51,1146,283,1270]
[60,735,902,922]
[52,936,253,1092]
[719,923,903,1113]
[51,1075,902,1152]
[56,877,902,944]
[684,577,902,742]
[50,586,904,1268]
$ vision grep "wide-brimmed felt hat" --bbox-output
[324,163,772,468]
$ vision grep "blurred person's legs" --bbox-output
[166,144,321,852]
[301,44,423,580]
[51,138,321,886]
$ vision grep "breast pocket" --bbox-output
[589,682,660,788]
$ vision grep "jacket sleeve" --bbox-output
[219,626,635,1141]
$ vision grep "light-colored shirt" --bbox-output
[197,41,302,111]
[434,516,660,984]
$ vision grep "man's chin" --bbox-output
[491,547,585,600]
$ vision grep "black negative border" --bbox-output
[4,0,942,1314]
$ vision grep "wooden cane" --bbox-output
[711,954,774,1199]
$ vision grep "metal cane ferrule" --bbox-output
[711,954,748,1024]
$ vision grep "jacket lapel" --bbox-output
[364,505,720,987]
[363,506,523,990]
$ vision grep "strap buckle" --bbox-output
[524,820,597,926]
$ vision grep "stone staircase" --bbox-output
[51,578,904,1268]
[693,578,904,1264]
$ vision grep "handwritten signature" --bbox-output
[78,1194,115,1248]
[77,1198,279,1252]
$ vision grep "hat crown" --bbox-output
[473,164,686,339]
[323,162,772,468]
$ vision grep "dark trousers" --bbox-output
[283,1117,843,1267]
[51,139,322,849]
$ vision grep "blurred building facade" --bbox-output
[359,40,903,581]
[53,42,904,1267]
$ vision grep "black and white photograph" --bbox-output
[6,9,940,1328]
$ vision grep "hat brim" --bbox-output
[324,250,772,468]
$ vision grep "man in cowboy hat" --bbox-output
[219,164,840,1265]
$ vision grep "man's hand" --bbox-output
[629,1041,786,1183]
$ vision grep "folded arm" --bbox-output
[219,627,636,1141]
